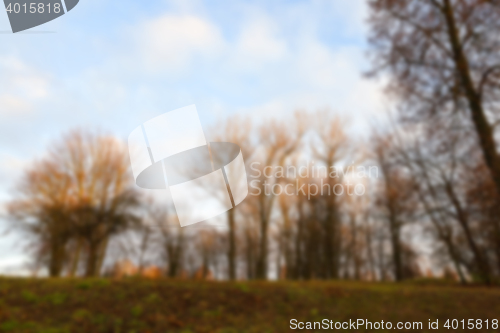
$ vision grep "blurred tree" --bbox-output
[377,113,495,282]
[312,113,348,279]
[8,129,139,277]
[253,114,306,279]
[373,133,418,281]
[368,0,500,196]
[8,153,76,277]
[157,216,185,278]
[212,116,254,280]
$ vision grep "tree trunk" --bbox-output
[85,240,99,277]
[279,196,293,280]
[167,230,183,278]
[68,238,83,277]
[350,213,361,280]
[227,209,236,280]
[48,238,65,277]
[442,0,500,198]
[95,236,109,276]
[365,219,376,281]
[324,193,338,279]
[388,203,403,281]
[443,179,491,283]
[256,198,269,279]
[294,206,305,279]
[245,228,255,280]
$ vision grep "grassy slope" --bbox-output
[0,278,498,332]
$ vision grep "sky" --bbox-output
[0,0,387,274]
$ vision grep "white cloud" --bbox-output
[111,1,387,133]
[0,154,28,185]
[295,38,340,88]
[234,16,287,66]
[230,42,387,134]
[0,95,31,114]
[135,15,225,73]
[0,56,50,116]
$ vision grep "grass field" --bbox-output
[0,278,498,332]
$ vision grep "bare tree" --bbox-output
[252,114,306,279]
[312,113,348,279]
[368,0,500,197]
[8,129,139,277]
[212,116,254,280]
[372,133,418,281]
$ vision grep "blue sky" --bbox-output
[0,0,387,273]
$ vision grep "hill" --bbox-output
[0,278,498,332]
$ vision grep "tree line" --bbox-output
[6,0,500,283]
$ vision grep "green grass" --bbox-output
[0,277,498,332]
